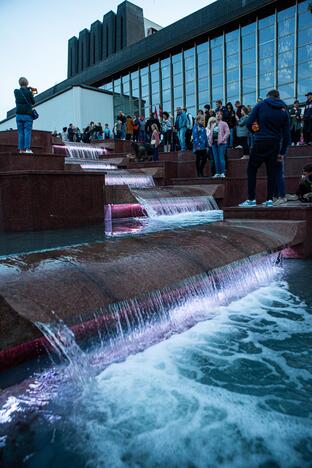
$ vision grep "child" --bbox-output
[151,123,160,161]
[297,164,312,202]
[104,123,111,139]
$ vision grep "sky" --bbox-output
[0,0,216,120]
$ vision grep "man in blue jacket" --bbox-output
[239,90,290,207]
[303,92,312,145]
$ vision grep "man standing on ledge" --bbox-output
[239,89,290,207]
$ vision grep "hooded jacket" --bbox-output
[246,98,290,155]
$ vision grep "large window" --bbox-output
[161,57,172,113]
[210,35,224,104]
[258,14,275,98]
[150,61,160,110]
[172,52,183,109]
[277,5,295,104]
[197,41,209,109]
[297,0,312,101]
[226,30,239,103]
[241,22,257,103]
[140,66,150,116]
[184,47,196,115]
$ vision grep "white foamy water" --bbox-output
[1,280,312,467]
[71,282,312,467]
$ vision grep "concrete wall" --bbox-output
[0,87,114,133]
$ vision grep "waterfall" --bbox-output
[105,170,156,188]
[33,253,279,372]
[64,142,105,160]
[134,194,220,217]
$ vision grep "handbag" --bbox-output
[20,89,39,120]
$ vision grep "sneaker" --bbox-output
[273,197,287,206]
[262,200,273,207]
[220,173,226,178]
[25,149,33,154]
[212,173,220,178]
[239,199,256,207]
[240,155,249,160]
[286,194,298,201]
[291,142,295,146]
[296,142,300,146]
[235,145,243,149]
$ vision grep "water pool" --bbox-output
[1,260,311,467]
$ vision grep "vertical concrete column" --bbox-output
[116,1,145,52]
[78,29,90,73]
[67,36,78,78]
[90,21,102,66]
[102,11,116,59]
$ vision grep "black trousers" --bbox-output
[195,149,208,176]
[291,128,301,144]
[303,119,312,144]
[247,139,279,201]
[237,136,249,155]
[185,129,193,150]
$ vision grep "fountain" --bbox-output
[64,142,106,160]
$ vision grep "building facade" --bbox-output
[2,0,312,128]
[99,0,311,118]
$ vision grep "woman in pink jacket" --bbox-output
[208,111,230,178]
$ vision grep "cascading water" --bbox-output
[4,255,312,468]
[105,170,156,188]
[30,253,280,370]
[64,142,105,160]
[134,194,220,216]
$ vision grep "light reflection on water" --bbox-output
[0,211,223,258]
[1,262,312,467]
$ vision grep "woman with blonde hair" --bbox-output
[14,77,35,154]
[208,111,230,178]
[151,123,160,161]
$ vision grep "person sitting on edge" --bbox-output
[14,77,35,154]
[192,115,208,177]
[239,89,290,207]
[104,124,111,139]
[296,164,312,202]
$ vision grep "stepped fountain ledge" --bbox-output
[0,219,306,370]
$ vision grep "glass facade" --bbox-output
[101,0,312,116]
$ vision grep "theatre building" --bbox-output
[1,0,311,130]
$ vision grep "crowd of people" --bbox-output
[13,75,312,206]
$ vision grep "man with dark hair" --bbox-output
[303,92,312,145]
[239,89,290,207]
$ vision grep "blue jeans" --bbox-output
[121,123,126,140]
[211,143,227,174]
[153,146,159,161]
[16,114,33,150]
[178,127,187,151]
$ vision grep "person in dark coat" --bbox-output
[239,89,290,207]
[303,92,312,145]
[14,77,35,154]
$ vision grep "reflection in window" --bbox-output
[278,50,294,69]
[278,67,293,85]
[298,44,312,63]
